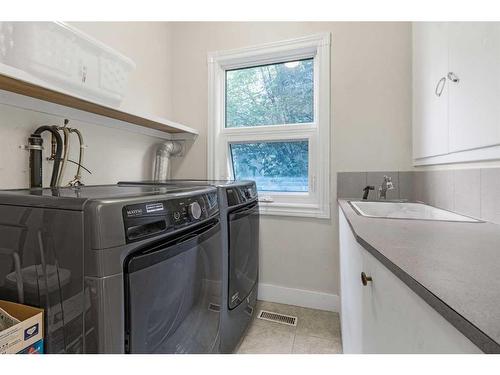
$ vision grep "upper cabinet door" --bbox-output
[449,22,500,152]
[413,22,449,159]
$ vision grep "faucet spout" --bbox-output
[378,175,394,199]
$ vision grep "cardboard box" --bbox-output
[0,300,44,354]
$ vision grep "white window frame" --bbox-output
[207,33,331,218]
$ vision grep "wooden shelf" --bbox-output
[0,64,198,140]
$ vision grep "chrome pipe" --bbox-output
[68,128,85,186]
[56,126,70,187]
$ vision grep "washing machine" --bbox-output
[118,179,260,353]
[0,184,222,353]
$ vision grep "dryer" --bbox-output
[0,184,222,353]
[118,179,260,353]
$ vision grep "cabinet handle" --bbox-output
[361,272,372,286]
[447,72,460,83]
[435,76,446,97]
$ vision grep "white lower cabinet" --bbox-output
[339,210,481,353]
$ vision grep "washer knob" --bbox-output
[245,188,253,199]
[189,202,202,220]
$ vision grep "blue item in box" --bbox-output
[18,339,44,354]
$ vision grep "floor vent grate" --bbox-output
[257,310,297,326]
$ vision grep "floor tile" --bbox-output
[295,308,341,340]
[292,335,343,354]
[236,319,295,354]
[236,300,343,354]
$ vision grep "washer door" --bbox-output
[124,219,221,354]
[228,202,259,309]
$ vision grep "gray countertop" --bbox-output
[338,199,500,353]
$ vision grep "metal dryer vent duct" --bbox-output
[153,141,183,181]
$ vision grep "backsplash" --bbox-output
[337,171,413,201]
[337,169,500,224]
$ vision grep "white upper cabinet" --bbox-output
[413,22,500,165]
[412,22,449,159]
[448,22,500,152]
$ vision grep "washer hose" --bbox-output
[29,126,63,188]
[56,126,70,187]
[68,128,85,186]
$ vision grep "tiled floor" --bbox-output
[235,300,343,354]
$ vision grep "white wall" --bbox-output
[168,22,413,310]
[0,22,173,189]
[0,103,161,189]
[0,22,413,311]
[69,22,173,118]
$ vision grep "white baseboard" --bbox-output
[257,283,339,312]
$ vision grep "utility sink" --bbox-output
[349,201,481,222]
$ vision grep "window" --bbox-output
[230,140,309,192]
[225,59,314,128]
[208,33,331,218]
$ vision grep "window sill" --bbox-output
[258,201,330,219]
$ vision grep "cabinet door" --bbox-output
[449,22,500,152]
[413,22,449,159]
[361,250,420,353]
[361,250,481,353]
[338,211,364,353]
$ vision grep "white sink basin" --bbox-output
[350,201,481,222]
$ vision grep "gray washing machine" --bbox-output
[0,184,222,353]
[118,180,259,353]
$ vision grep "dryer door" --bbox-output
[124,219,221,354]
[227,202,259,309]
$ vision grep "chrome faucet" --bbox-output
[378,175,394,200]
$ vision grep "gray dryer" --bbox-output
[118,179,260,353]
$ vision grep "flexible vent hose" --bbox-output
[153,141,182,181]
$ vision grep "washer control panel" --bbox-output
[188,201,202,220]
[226,183,258,207]
[122,191,218,243]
